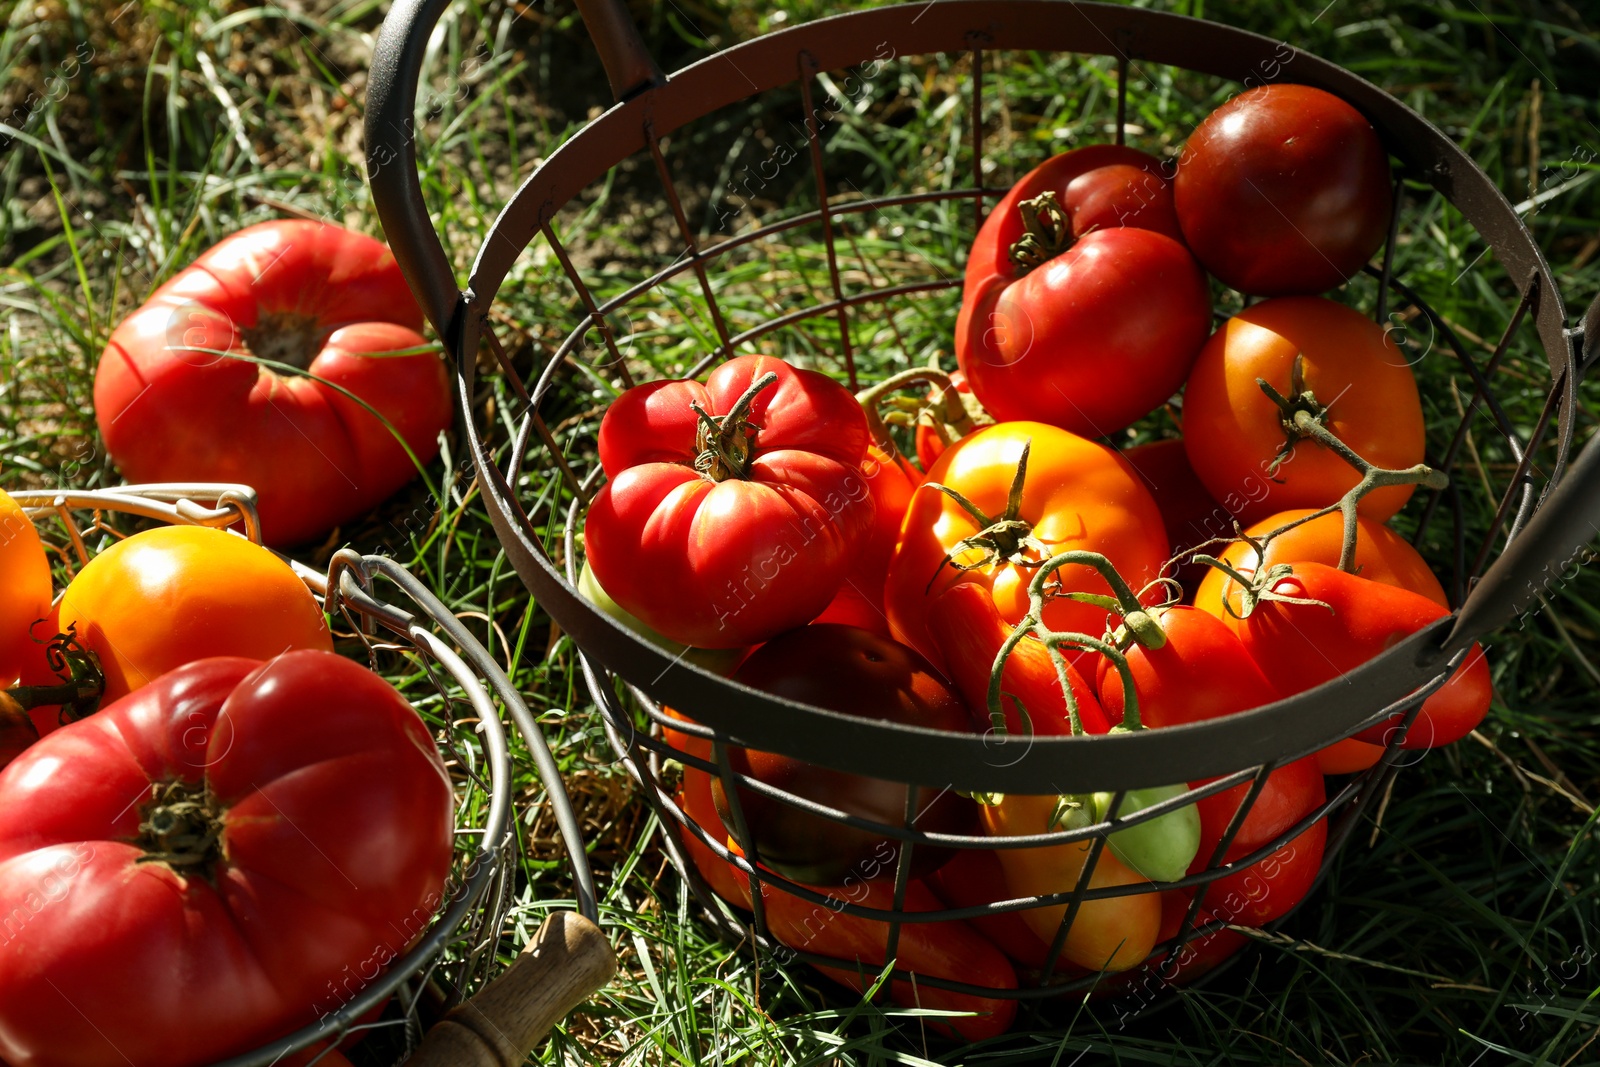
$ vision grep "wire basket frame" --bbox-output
[12,484,599,1065]
[366,0,1600,1012]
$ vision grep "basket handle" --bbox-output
[1445,305,1600,652]
[365,0,661,340]
[403,911,616,1067]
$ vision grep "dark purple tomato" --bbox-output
[711,624,977,884]
[1174,84,1392,296]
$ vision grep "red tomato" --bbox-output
[1091,891,1248,999]
[93,221,451,547]
[1122,439,1228,593]
[815,444,919,632]
[761,876,1018,1042]
[1202,815,1326,927]
[1239,563,1492,749]
[20,525,332,736]
[1094,604,1276,730]
[1181,297,1425,525]
[1175,84,1392,296]
[1193,756,1324,869]
[885,422,1168,671]
[956,145,1211,436]
[927,582,1111,739]
[0,490,52,687]
[585,354,875,648]
[711,625,977,884]
[1194,508,1449,632]
[0,653,454,1067]
[924,848,1054,971]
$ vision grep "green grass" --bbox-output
[4,0,1600,1063]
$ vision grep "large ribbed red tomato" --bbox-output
[956,145,1212,437]
[94,221,451,547]
[0,653,455,1067]
[585,354,875,648]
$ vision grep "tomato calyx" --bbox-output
[1007,191,1075,273]
[925,439,1049,587]
[136,778,227,874]
[239,309,326,371]
[689,371,778,482]
[1,627,105,723]
[855,363,984,457]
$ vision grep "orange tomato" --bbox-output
[885,422,1167,669]
[0,490,53,686]
[24,525,330,732]
[980,793,1161,972]
[1181,297,1425,525]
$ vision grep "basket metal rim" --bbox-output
[368,0,1590,792]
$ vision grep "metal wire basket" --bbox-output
[11,483,601,1065]
[364,0,1600,1021]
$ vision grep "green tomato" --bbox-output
[1092,782,1201,883]
[578,561,746,676]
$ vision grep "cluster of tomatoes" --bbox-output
[579,84,1493,1039]
[0,495,451,1067]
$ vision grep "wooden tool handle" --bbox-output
[405,912,615,1067]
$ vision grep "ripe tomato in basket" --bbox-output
[956,145,1212,437]
[1175,84,1393,297]
[710,625,978,884]
[0,490,52,689]
[585,354,876,649]
[886,421,1168,671]
[0,652,455,1067]
[1239,563,1492,750]
[18,525,331,736]
[93,221,452,547]
[1181,297,1425,525]
[814,443,920,633]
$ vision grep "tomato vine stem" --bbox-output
[690,371,778,482]
[1008,190,1075,273]
[0,627,104,723]
[854,363,980,457]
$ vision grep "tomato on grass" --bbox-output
[0,652,455,1067]
[94,221,451,547]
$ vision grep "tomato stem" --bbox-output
[1008,191,1075,273]
[1254,353,1449,572]
[136,778,227,873]
[0,627,104,723]
[691,371,779,482]
[854,363,984,458]
[924,439,1050,590]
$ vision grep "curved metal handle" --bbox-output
[1448,421,1600,650]
[365,0,660,340]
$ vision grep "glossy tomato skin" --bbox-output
[1175,84,1392,296]
[886,422,1168,671]
[1090,891,1248,1000]
[586,354,875,649]
[1095,605,1277,729]
[0,490,53,686]
[711,625,977,884]
[1193,508,1448,773]
[958,228,1211,436]
[94,221,450,547]
[1194,508,1448,633]
[957,145,1208,437]
[1122,439,1228,593]
[1182,297,1425,525]
[0,653,454,1067]
[1201,815,1326,927]
[762,876,1018,1041]
[925,847,1054,971]
[20,525,331,736]
[1239,563,1492,749]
